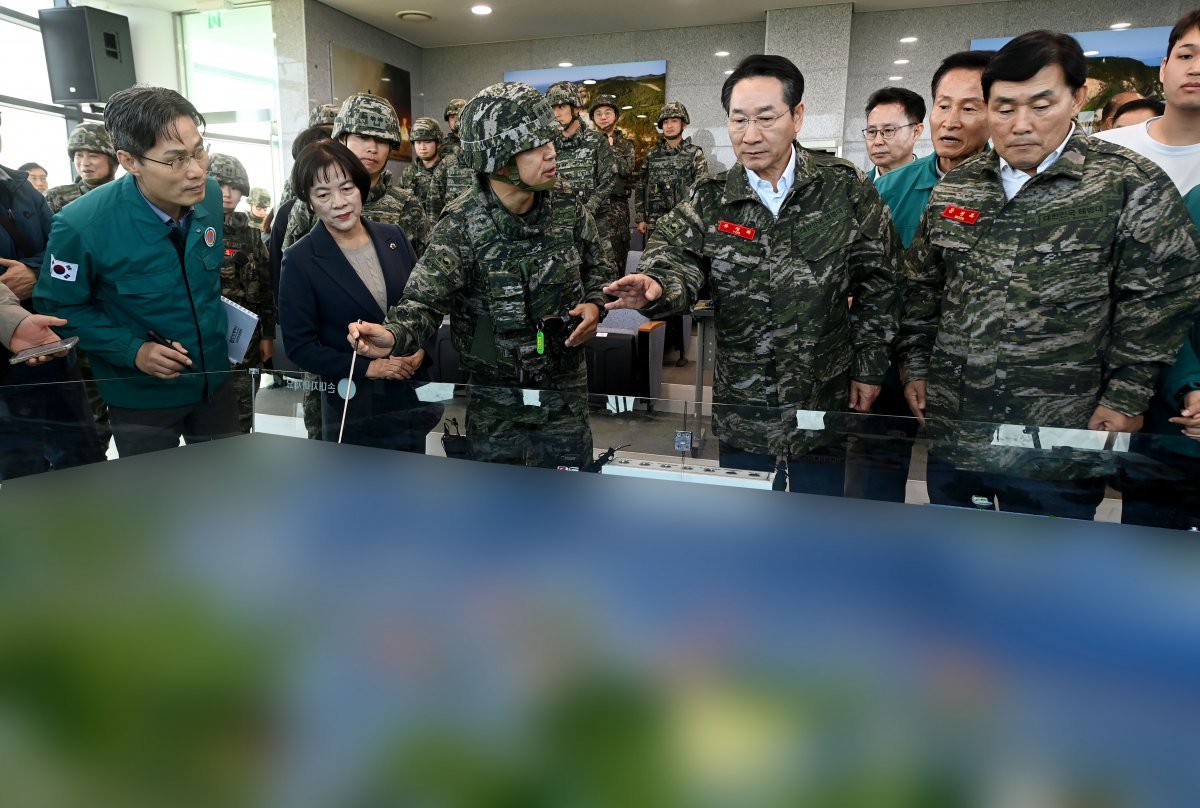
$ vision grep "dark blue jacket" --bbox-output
[279,217,431,384]
[0,163,53,273]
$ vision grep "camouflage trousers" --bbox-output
[231,364,258,434]
[607,198,631,274]
[304,375,322,440]
[464,384,593,469]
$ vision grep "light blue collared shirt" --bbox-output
[998,124,1075,201]
[135,179,193,232]
[745,146,796,216]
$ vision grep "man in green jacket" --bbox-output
[34,86,238,457]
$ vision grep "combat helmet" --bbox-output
[588,94,620,117]
[67,121,116,160]
[309,103,339,127]
[545,81,584,108]
[657,101,691,126]
[459,81,560,174]
[207,153,251,196]
[444,98,468,123]
[249,187,271,209]
[333,93,401,149]
[411,117,444,143]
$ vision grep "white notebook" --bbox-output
[222,296,259,365]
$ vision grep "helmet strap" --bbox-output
[490,158,555,192]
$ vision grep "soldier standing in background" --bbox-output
[247,187,271,230]
[282,93,429,256]
[545,81,615,238]
[400,117,448,221]
[208,154,275,433]
[442,98,467,160]
[606,55,901,496]
[589,93,635,273]
[898,31,1200,519]
[45,121,118,213]
[634,101,708,366]
[349,81,615,468]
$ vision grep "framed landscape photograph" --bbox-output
[330,43,413,161]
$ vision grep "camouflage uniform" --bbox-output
[898,129,1200,484]
[381,82,616,467]
[590,94,635,272]
[437,151,476,214]
[441,98,468,161]
[45,121,116,214]
[210,154,275,433]
[545,82,616,227]
[637,145,902,459]
[399,117,448,221]
[247,187,271,230]
[635,103,709,235]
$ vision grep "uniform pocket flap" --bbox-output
[115,271,179,296]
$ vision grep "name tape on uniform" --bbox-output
[941,205,981,225]
[718,220,757,240]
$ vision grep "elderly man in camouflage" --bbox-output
[589,94,636,272]
[898,31,1200,520]
[45,121,117,213]
[606,55,902,496]
[545,81,616,240]
[635,101,710,365]
[399,117,448,220]
[282,93,429,256]
[209,154,275,433]
[349,82,614,469]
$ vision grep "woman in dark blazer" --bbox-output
[280,140,440,452]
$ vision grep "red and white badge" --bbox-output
[718,220,757,240]
[204,226,217,247]
[941,205,981,225]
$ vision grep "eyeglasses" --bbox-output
[727,111,790,132]
[140,140,210,172]
[862,123,918,140]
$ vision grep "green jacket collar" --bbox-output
[121,174,215,246]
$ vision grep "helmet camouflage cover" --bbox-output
[588,94,620,116]
[443,98,468,122]
[545,81,583,108]
[68,121,116,159]
[207,153,251,196]
[249,187,271,208]
[657,101,690,125]
[459,81,560,174]
[333,93,401,149]
[411,117,443,143]
[309,103,340,127]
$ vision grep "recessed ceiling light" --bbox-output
[889,75,903,81]
[621,105,633,109]
[582,79,596,85]
[636,114,647,118]
[558,62,572,67]
[714,51,730,57]
[1084,50,1100,56]
[893,59,909,65]
[899,36,918,43]
[724,69,733,75]
[471,5,492,15]
[1110,22,1131,29]
[395,10,433,22]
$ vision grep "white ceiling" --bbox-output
[316,0,1007,49]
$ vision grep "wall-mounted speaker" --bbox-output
[38,7,137,105]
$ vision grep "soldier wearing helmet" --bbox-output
[45,121,118,213]
[633,100,709,365]
[544,81,616,237]
[588,93,636,272]
[283,92,430,256]
[247,187,271,230]
[442,98,468,159]
[349,81,616,468]
[207,153,275,433]
[399,116,449,220]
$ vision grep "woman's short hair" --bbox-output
[290,139,371,210]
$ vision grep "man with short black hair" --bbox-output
[1098,91,1144,132]
[863,86,925,181]
[899,30,1200,519]
[34,85,240,457]
[1111,97,1166,129]
[19,163,48,194]
[607,54,902,496]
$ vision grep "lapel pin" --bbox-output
[389,242,397,250]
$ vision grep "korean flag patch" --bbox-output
[49,255,78,282]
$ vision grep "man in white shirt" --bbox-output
[1096,10,1200,198]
